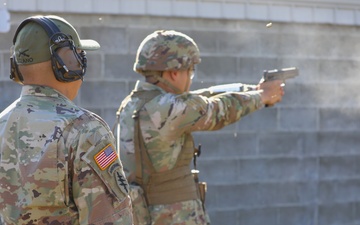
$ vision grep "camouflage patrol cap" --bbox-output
[134,30,201,75]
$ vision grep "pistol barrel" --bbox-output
[263,67,299,81]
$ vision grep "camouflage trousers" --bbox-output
[148,199,210,225]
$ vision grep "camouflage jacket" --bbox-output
[0,85,133,225]
[119,80,263,224]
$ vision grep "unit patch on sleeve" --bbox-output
[94,144,118,170]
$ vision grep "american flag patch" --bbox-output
[94,144,118,170]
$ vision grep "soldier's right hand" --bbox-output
[258,80,284,106]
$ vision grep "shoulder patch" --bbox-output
[82,141,129,201]
[94,144,118,170]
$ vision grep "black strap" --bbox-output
[13,16,61,44]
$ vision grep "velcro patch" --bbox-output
[94,144,118,170]
[114,170,129,194]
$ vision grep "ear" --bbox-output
[169,70,180,81]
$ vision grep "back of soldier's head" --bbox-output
[134,30,201,76]
[13,15,99,66]
[10,15,100,84]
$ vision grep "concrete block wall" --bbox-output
[1,5,360,225]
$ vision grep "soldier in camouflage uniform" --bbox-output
[0,15,133,224]
[117,30,284,225]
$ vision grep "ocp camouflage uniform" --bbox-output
[119,79,263,225]
[0,85,132,225]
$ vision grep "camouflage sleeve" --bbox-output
[145,90,263,135]
[64,113,133,224]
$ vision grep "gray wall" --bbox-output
[1,12,360,225]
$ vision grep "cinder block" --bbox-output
[276,33,310,57]
[319,59,360,82]
[65,0,92,13]
[223,3,246,20]
[193,132,257,159]
[316,132,360,155]
[319,179,360,204]
[84,53,103,81]
[210,181,316,209]
[318,202,360,225]
[247,3,268,21]
[237,108,278,132]
[198,2,222,19]
[276,205,315,225]
[279,107,318,131]
[104,54,136,80]
[257,32,282,57]
[258,132,303,155]
[147,0,172,16]
[314,7,335,23]
[210,183,261,209]
[189,30,219,54]
[200,157,317,184]
[119,0,146,15]
[335,8,356,25]
[335,35,360,59]
[217,31,260,56]
[230,206,315,225]
[38,0,65,12]
[206,209,239,225]
[93,0,120,14]
[0,81,22,112]
[293,6,313,23]
[196,56,238,82]
[127,29,157,54]
[319,155,360,179]
[100,107,120,128]
[0,55,2,81]
[0,25,16,52]
[249,157,318,182]
[320,108,360,131]
[256,181,317,206]
[173,1,197,18]
[280,83,337,108]
[356,10,360,25]
[197,159,239,185]
[302,132,320,156]
[298,34,333,58]
[238,57,278,83]
[269,5,292,22]
[237,207,278,225]
[78,81,127,108]
[80,27,127,54]
[336,83,360,107]
[7,0,37,11]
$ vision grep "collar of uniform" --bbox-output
[21,85,68,100]
[135,80,167,94]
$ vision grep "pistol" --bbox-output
[263,67,298,107]
[263,67,299,82]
